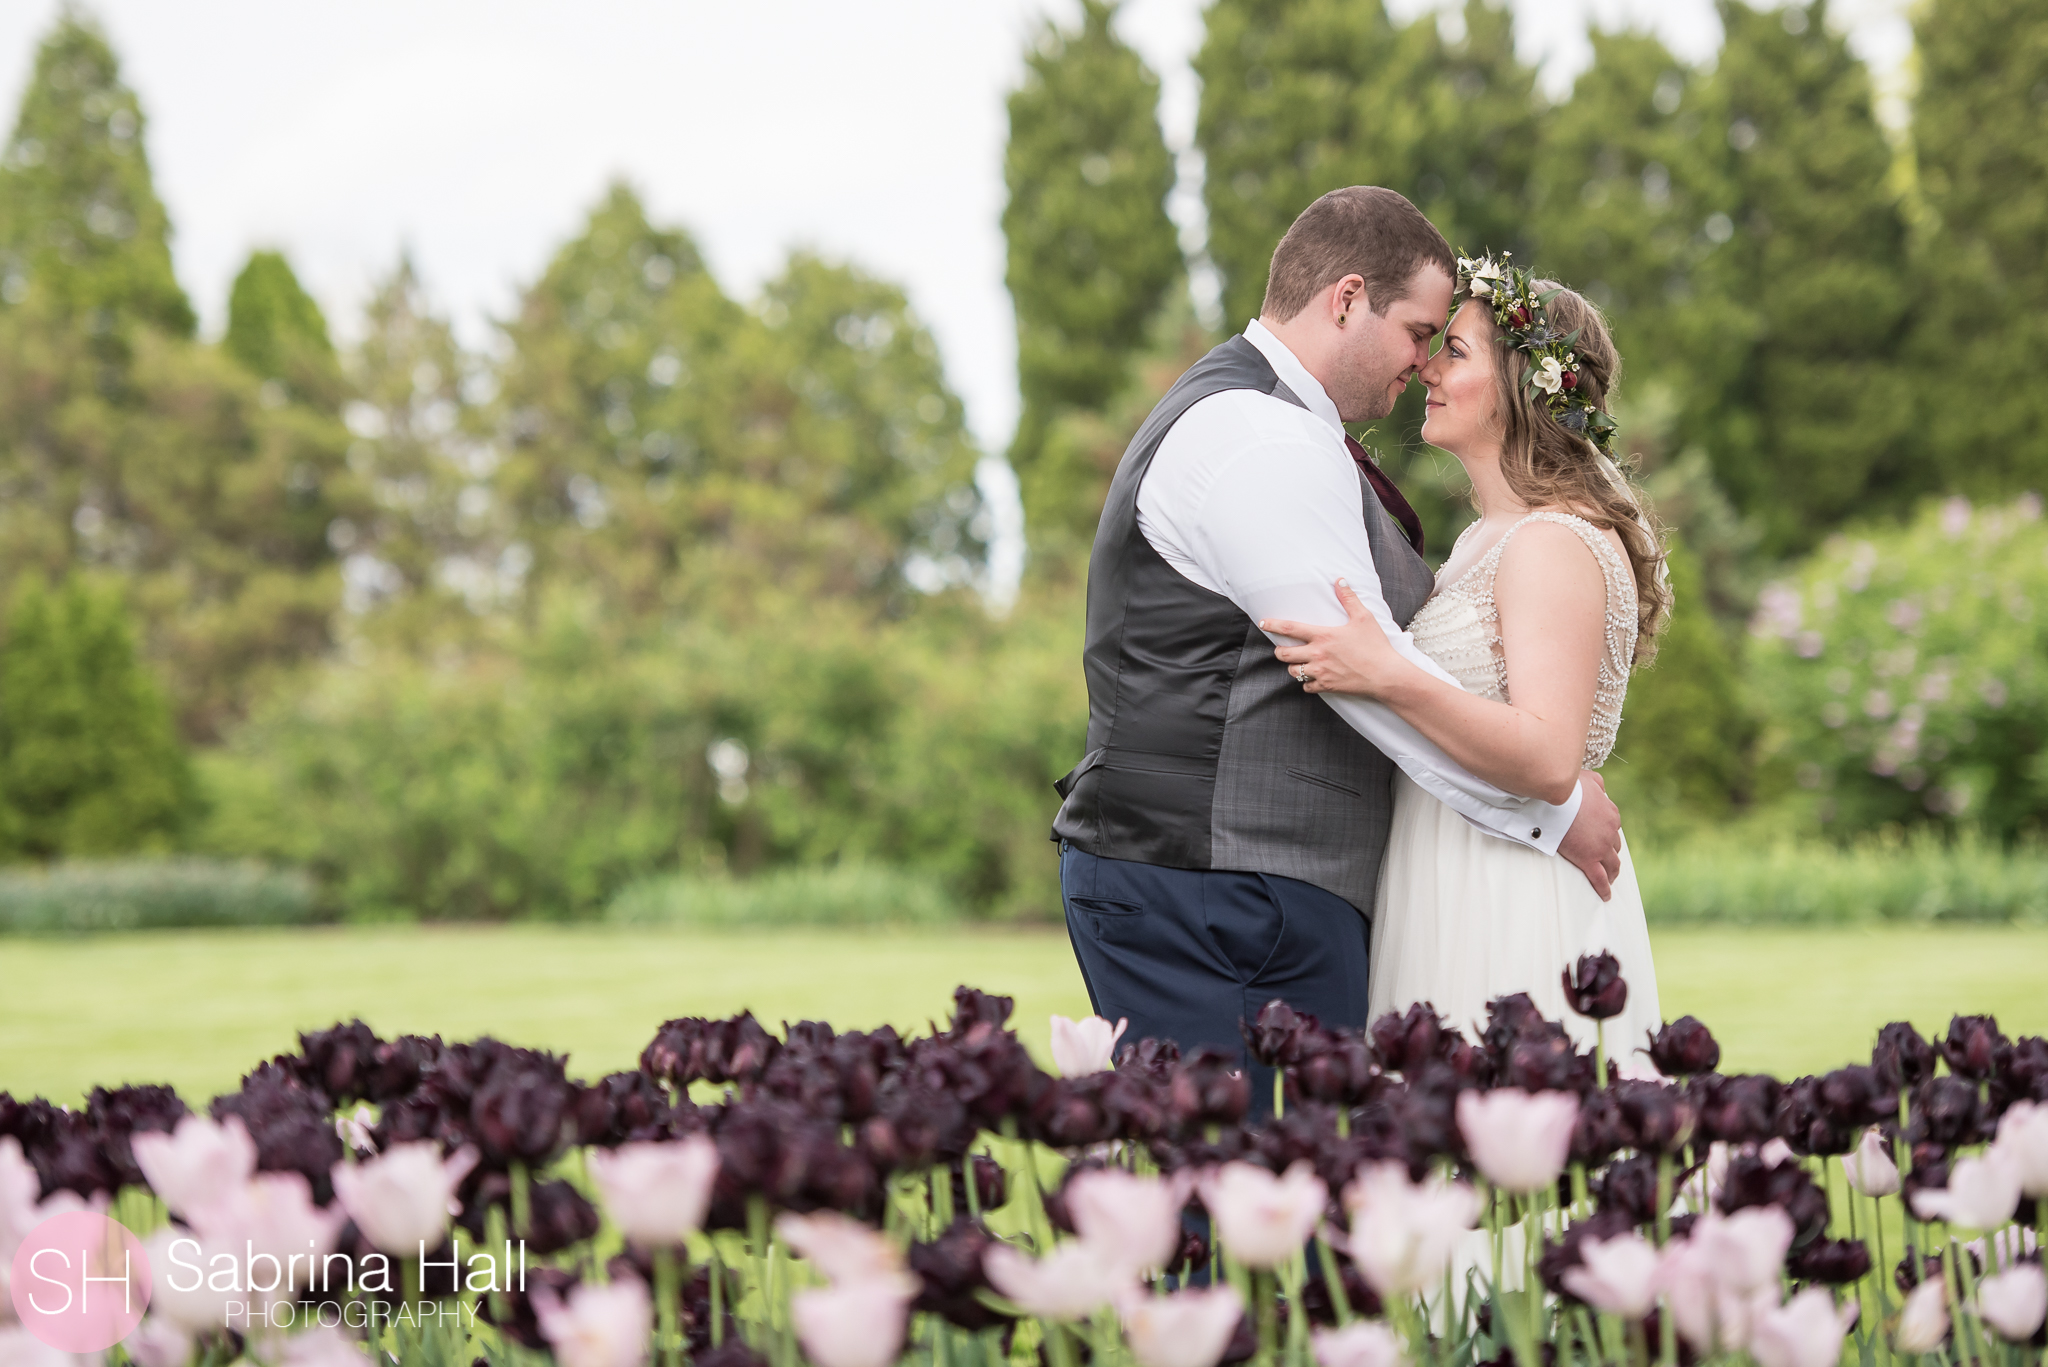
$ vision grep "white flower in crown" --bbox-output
[1462,255,1505,297]
[1534,356,1567,394]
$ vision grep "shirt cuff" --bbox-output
[1399,765,1581,856]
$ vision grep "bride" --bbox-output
[1261,254,1667,1062]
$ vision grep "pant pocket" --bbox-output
[1068,895,1145,945]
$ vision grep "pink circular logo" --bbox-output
[9,1210,152,1352]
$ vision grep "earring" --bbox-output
[1337,314,1347,325]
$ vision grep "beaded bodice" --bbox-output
[1406,511,1638,769]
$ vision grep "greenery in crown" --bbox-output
[1456,252,1621,457]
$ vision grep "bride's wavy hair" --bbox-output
[1471,281,1671,666]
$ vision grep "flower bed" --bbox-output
[1,960,2044,1367]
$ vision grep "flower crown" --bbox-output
[1456,252,1618,456]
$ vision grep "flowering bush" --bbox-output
[2,967,2045,1367]
[1749,493,2048,839]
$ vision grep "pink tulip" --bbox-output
[1311,1319,1406,1367]
[1697,1208,1796,1291]
[533,1276,652,1367]
[1455,1089,1578,1193]
[188,1171,349,1289]
[329,1141,478,1256]
[1339,1161,1480,1295]
[1066,1168,1193,1276]
[122,1316,195,1367]
[1198,1161,1328,1270]
[1976,1264,2047,1343]
[789,1276,918,1367]
[587,1137,720,1248]
[1050,1015,1128,1077]
[144,1227,241,1332]
[1750,1287,1857,1367]
[984,1239,1132,1320]
[1655,1212,1793,1355]
[1560,1232,1660,1319]
[1842,1127,1900,1198]
[1894,1277,1950,1354]
[1,1137,41,1256]
[1910,1149,2022,1229]
[0,1326,74,1367]
[1963,1226,2040,1274]
[776,1210,906,1283]
[1758,1138,1797,1169]
[1115,1284,1244,1367]
[131,1115,257,1221]
[1995,1100,2048,1197]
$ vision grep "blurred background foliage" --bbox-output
[1,0,2046,926]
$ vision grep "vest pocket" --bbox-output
[1285,766,1364,800]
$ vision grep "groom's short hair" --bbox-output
[1261,187,1455,322]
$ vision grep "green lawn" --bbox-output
[2,924,2045,1104]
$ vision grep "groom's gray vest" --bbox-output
[1050,336,1435,913]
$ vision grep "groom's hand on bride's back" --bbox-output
[1557,770,1622,901]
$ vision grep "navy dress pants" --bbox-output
[1058,842,1372,1113]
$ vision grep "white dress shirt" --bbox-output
[1134,319,1582,855]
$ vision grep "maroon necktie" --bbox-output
[1345,434,1426,558]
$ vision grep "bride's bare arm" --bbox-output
[1261,520,1607,804]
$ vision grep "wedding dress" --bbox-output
[1368,511,1663,1066]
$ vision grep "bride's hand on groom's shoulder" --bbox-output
[1261,579,1407,698]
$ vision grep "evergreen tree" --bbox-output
[224,249,342,408]
[331,255,488,648]
[1195,0,1538,333]
[0,576,193,860]
[492,183,983,621]
[0,8,191,336]
[1001,0,1180,551]
[1531,31,1718,407]
[1681,0,1915,555]
[1911,0,2048,497]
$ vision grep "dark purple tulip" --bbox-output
[365,1034,441,1103]
[1442,1036,1496,1088]
[85,1084,187,1188]
[26,1107,119,1199]
[1693,1073,1783,1145]
[946,986,1015,1035]
[291,1020,383,1103]
[2007,1035,2048,1102]
[211,1061,345,1202]
[1908,1076,1986,1146]
[524,1179,602,1254]
[470,1046,581,1167]
[1482,994,1567,1061]
[1570,1087,1630,1166]
[1390,1063,1467,1165]
[1787,1237,1873,1285]
[1717,1152,1830,1248]
[910,1220,1010,1331]
[1370,1003,1446,1073]
[1500,1033,1597,1095]
[1779,1076,1856,1157]
[1896,1248,1944,1294]
[1594,1155,1667,1226]
[1817,1065,1895,1128]
[1614,1080,1698,1154]
[1648,1017,1721,1076]
[1247,1000,1318,1068]
[1939,1015,2013,1082]
[1169,1047,1250,1130]
[1116,1037,1182,1084]
[1872,1021,1937,1092]
[1903,1143,1951,1210]
[1563,953,1629,1020]
[1100,1070,1172,1142]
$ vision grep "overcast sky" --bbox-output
[1,0,1912,457]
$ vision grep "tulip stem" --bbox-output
[1653,1154,1672,1248]
[1870,1192,1891,1322]
[654,1245,680,1367]
[510,1159,532,1240]
[1274,1071,1285,1120]
[1951,1224,1989,1367]
[1595,1030,1608,1090]
[709,1244,725,1347]
[1044,1321,1078,1367]
[1314,1235,1354,1326]
[1255,1270,1278,1365]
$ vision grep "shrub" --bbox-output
[605,864,961,928]
[1635,829,2048,924]
[1747,492,2048,838]
[0,857,317,933]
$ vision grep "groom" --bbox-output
[1050,187,1623,1096]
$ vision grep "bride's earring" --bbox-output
[1337,313,1347,325]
